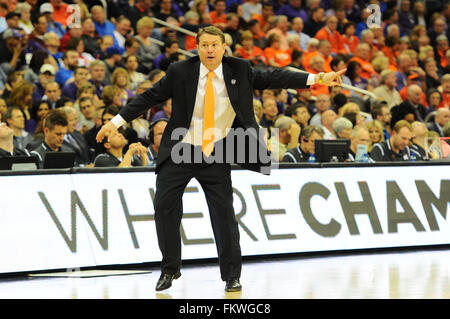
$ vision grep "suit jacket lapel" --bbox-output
[185,58,200,123]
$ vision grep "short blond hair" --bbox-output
[136,16,154,33]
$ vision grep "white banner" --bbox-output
[0,165,449,274]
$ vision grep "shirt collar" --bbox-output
[200,62,223,80]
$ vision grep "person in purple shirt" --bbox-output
[277,0,308,22]
[61,66,90,101]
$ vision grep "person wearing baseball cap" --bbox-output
[40,2,64,38]
[0,28,27,71]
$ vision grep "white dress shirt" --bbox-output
[111,62,318,145]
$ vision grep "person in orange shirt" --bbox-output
[302,38,319,71]
[382,36,400,69]
[264,33,291,67]
[251,0,275,34]
[50,0,71,27]
[210,0,227,30]
[308,55,329,96]
[304,40,332,73]
[399,72,427,105]
[314,15,346,56]
[436,34,449,69]
[342,22,359,57]
[234,31,266,66]
[348,43,376,80]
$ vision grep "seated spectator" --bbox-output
[0,120,31,157]
[32,64,56,103]
[332,117,353,139]
[373,70,403,109]
[29,110,74,168]
[234,30,266,66]
[320,109,337,139]
[282,125,324,162]
[441,74,450,109]
[427,108,450,137]
[154,39,180,71]
[0,28,27,75]
[348,43,376,80]
[54,49,78,87]
[41,81,63,110]
[91,5,116,38]
[251,0,274,34]
[423,58,441,90]
[314,15,346,56]
[81,17,102,58]
[396,84,428,122]
[58,106,92,167]
[135,17,161,73]
[61,66,89,101]
[77,96,97,133]
[151,99,172,122]
[113,16,132,49]
[286,102,310,131]
[124,55,147,92]
[266,15,289,51]
[287,17,310,51]
[49,0,71,28]
[395,53,413,92]
[277,0,308,23]
[40,3,65,39]
[259,97,278,129]
[30,100,51,142]
[27,14,49,53]
[94,129,148,167]
[370,120,413,161]
[347,125,371,161]
[410,121,438,160]
[102,85,124,108]
[263,33,291,68]
[270,115,300,162]
[366,120,385,152]
[342,22,359,57]
[209,0,227,30]
[7,80,34,132]
[147,118,168,165]
[303,7,325,38]
[310,94,331,126]
[111,67,135,104]
[346,60,371,92]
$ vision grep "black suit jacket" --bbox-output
[118,55,309,174]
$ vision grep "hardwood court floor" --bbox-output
[0,248,449,299]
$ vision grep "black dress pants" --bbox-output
[153,148,242,281]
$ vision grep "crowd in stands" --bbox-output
[0,0,449,171]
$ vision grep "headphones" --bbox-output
[148,118,169,144]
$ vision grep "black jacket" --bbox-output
[117,55,309,175]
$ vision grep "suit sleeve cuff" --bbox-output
[306,74,317,86]
[111,114,127,128]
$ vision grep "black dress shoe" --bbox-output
[155,272,181,291]
[225,278,242,292]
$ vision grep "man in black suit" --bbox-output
[96,26,345,292]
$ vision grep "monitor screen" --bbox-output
[315,139,350,163]
[11,156,39,171]
[0,157,12,170]
[43,152,76,169]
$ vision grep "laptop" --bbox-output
[11,156,39,170]
[43,152,76,169]
[0,157,12,170]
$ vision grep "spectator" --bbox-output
[342,22,359,57]
[398,0,415,36]
[436,35,449,71]
[40,2,64,38]
[32,64,56,102]
[310,94,331,126]
[259,97,278,130]
[27,14,49,54]
[427,17,448,48]
[303,7,325,38]
[16,2,33,35]
[333,116,353,139]
[154,38,180,70]
[320,109,338,139]
[43,32,62,65]
[370,120,413,161]
[135,17,161,73]
[314,15,345,56]
[49,0,71,28]
[348,125,371,161]
[427,107,450,137]
[29,109,73,167]
[81,17,101,58]
[286,102,310,131]
[54,49,78,87]
[59,106,92,166]
[397,84,428,122]
[77,96,96,133]
[423,57,441,90]
[4,106,33,152]
[0,28,27,74]
[266,15,289,51]
[277,0,308,23]
[242,0,261,22]
[282,125,324,162]
[113,16,132,50]
[30,100,51,141]
[426,89,442,112]
[151,98,172,122]
[147,118,168,165]
[42,81,62,109]
[101,85,123,108]
[94,129,148,168]
[263,33,291,68]
[288,49,305,71]
[111,67,135,104]
[366,120,385,152]
[373,70,402,109]
[61,66,89,101]
[0,121,31,157]
[410,121,435,160]
[270,115,300,162]
[209,0,227,30]
[348,43,376,80]
[7,80,34,131]
[91,5,116,38]
[287,17,310,52]
[224,13,240,50]
[124,55,147,92]
[125,0,154,31]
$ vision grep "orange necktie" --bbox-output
[202,71,215,156]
